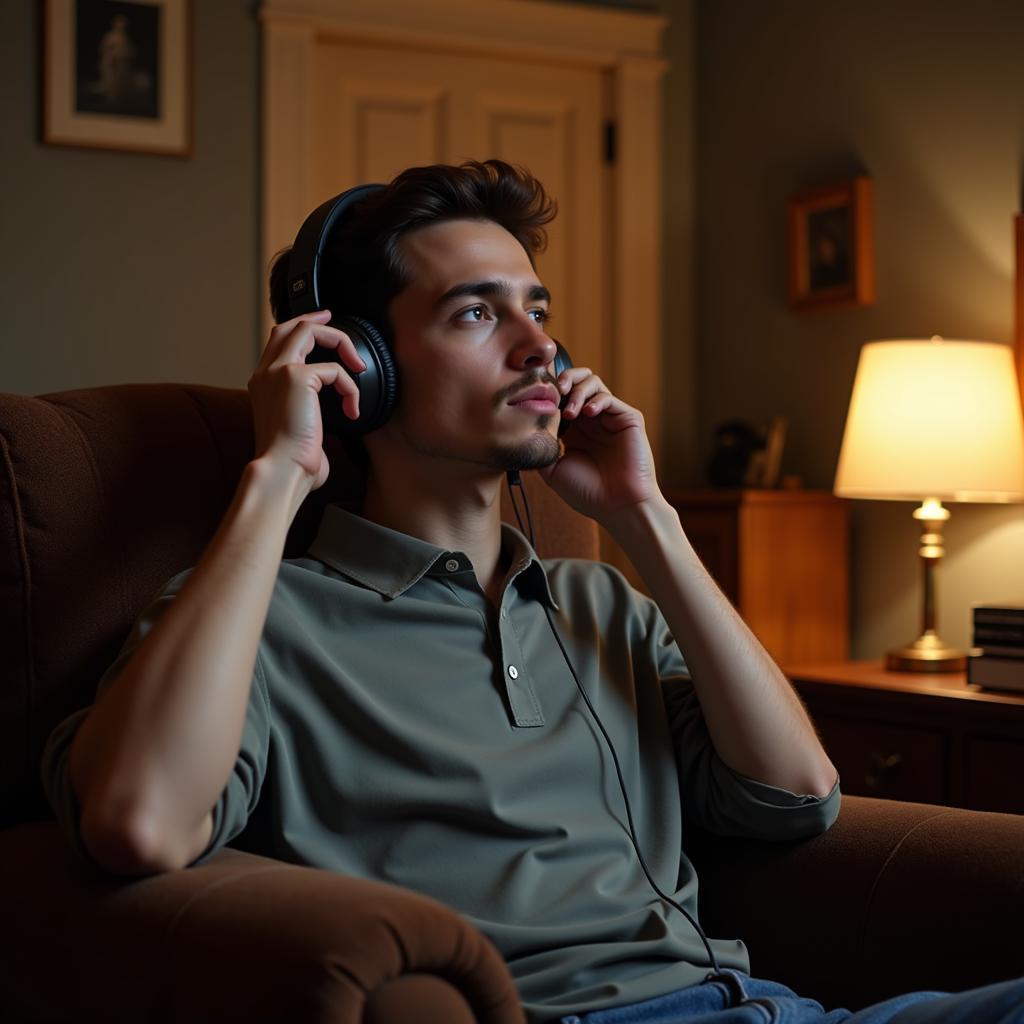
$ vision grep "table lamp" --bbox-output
[834,337,1024,672]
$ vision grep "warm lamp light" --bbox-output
[834,337,1024,672]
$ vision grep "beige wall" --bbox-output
[1,2,259,395]
[693,0,1024,657]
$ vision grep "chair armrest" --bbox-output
[687,795,1024,1010]
[1,822,524,1024]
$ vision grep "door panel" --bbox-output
[351,83,446,181]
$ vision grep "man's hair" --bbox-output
[268,159,557,332]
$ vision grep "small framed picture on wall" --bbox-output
[787,176,874,311]
[41,0,192,157]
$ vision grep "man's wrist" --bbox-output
[602,494,682,554]
[243,456,313,521]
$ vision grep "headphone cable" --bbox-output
[505,469,534,543]
[505,472,722,975]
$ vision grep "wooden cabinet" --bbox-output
[665,489,849,664]
[787,660,1024,813]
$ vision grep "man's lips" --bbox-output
[508,384,560,415]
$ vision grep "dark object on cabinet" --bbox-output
[707,420,764,487]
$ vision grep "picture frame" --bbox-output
[787,176,874,311]
[41,0,192,157]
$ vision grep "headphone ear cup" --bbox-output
[553,340,573,379]
[552,340,574,437]
[306,315,399,436]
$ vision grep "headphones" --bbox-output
[286,183,573,437]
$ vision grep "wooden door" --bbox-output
[309,38,609,382]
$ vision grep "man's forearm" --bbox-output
[606,496,838,797]
[69,456,308,874]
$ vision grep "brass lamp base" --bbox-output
[882,500,966,674]
[885,631,966,673]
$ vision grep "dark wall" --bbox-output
[1,2,259,395]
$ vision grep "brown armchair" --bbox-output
[1,384,1021,1022]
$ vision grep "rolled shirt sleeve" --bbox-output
[659,639,841,842]
[40,570,271,870]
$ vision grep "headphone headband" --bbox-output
[286,183,384,318]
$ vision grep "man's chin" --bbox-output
[493,431,561,472]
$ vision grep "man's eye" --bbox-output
[455,305,489,322]
[528,308,551,324]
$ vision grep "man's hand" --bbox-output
[247,310,366,495]
[539,367,660,527]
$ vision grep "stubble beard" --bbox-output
[403,415,561,473]
[490,417,561,471]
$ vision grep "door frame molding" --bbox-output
[261,0,668,450]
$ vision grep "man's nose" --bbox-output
[509,319,557,370]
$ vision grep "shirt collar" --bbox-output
[307,503,558,608]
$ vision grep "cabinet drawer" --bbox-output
[812,714,946,804]
[964,737,1024,813]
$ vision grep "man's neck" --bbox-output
[361,463,510,606]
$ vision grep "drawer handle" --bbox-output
[865,751,902,789]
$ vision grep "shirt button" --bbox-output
[444,558,459,572]
[507,665,519,679]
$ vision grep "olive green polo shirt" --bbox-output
[43,503,840,1023]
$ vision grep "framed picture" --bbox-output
[41,0,192,157]
[787,176,874,311]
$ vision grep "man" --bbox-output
[42,161,1022,1023]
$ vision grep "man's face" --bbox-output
[377,218,561,472]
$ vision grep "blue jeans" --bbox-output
[560,969,1024,1023]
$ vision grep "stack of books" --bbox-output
[968,605,1024,692]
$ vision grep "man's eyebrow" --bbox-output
[434,280,551,309]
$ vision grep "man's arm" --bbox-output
[67,309,365,875]
[607,499,837,797]
[542,371,838,798]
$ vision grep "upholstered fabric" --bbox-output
[0,386,253,827]
[688,795,1024,1009]
[2,821,523,1023]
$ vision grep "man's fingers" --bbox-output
[274,308,333,336]
[306,361,361,421]
[267,320,367,376]
[556,366,593,392]
[259,309,367,379]
[559,369,612,420]
[259,310,332,368]
[553,364,638,425]
[580,392,613,416]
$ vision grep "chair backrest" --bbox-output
[0,384,598,828]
